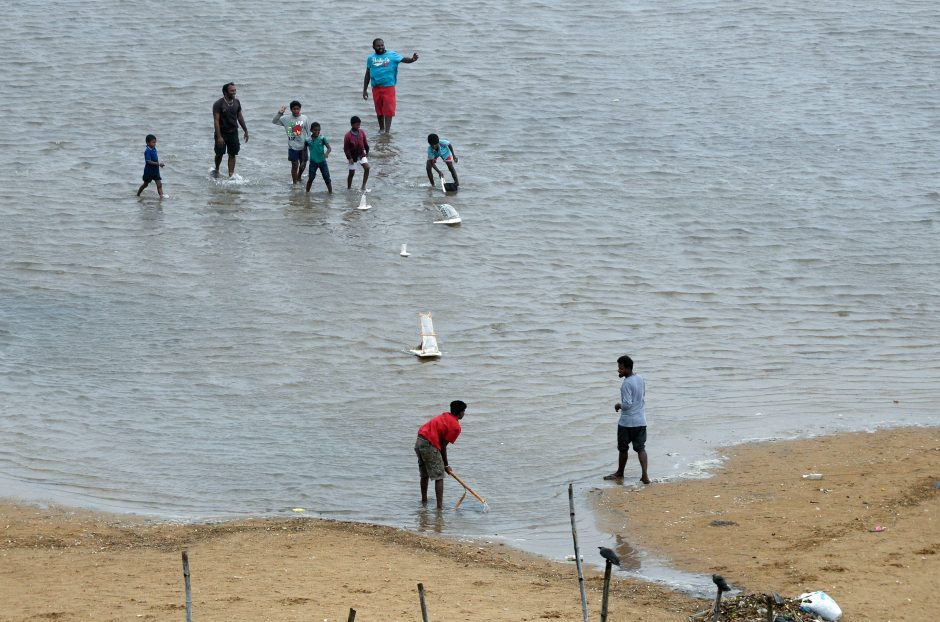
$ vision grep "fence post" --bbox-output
[181,551,192,622]
[569,483,589,622]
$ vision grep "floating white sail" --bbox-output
[433,203,461,224]
[409,311,442,358]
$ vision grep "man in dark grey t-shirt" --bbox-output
[212,82,249,177]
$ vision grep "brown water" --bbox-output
[1,0,938,589]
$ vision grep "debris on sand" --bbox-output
[689,592,820,621]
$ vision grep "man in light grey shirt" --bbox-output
[604,355,650,484]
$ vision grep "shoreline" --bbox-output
[1,426,937,620]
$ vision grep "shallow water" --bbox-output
[1,0,938,588]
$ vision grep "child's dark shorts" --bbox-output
[617,425,646,452]
[142,171,162,182]
[288,147,308,162]
[214,130,240,156]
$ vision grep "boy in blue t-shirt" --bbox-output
[426,133,459,188]
[136,134,165,198]
[305,122,333,194]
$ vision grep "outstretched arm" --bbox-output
[401,52,419,63]
[272,105,286,124]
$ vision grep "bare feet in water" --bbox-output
[603,473,624,481]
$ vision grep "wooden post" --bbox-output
[181,551,192,622]
[599,559,613,622]
[418,582,430,622]
[569,483,589,622]
[347,607,357,622]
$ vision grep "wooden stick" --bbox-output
[600,559,613,622]
[569,483,589,622]
[347,607,357,622]
[447,470,486,505]
[418,582,430,622]
[181,551,192,622]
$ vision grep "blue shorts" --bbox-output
[308,159,330,182]
[288,147,308,162]
[142,170,161,182]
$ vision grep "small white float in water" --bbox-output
[400,243,410,257]
[357,193,372,210]
[409,311,442,358]
[433,203,461,225]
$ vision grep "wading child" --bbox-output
[414,401,467,510]
[426,133,459,188]
[305,122,333,194]
[136,134,165,198]
[272,100,310,184]
[343,116,370,190]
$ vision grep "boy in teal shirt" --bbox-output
[426,133,459,188]
[305,122,332,194]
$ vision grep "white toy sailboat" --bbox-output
[409,311,442,358]
[358,193,372,210]
[433,203,461,225]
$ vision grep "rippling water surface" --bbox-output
[1,0,938,585]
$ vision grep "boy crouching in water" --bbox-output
[414,400,467,510]
[426,133,459,188]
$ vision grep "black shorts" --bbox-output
[142,171,161,182]
[617,425,646,452]
[214,130,240,156]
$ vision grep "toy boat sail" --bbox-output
[409,311,442,358]
[433,203,461,225]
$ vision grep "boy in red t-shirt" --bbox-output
[414,400,466,510]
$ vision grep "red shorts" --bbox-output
[372,85,397,117]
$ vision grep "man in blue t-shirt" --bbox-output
[361,38,418,135]
[604,355,650,484]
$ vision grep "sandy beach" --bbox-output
[1,427,937,621]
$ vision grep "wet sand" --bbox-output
[596,426,940,621]
[1,426,937,621]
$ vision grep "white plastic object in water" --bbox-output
[357,193,372,210]
[799,591,842,621]
[400,244,410,257]
[433,203,461,224]
[409,311,442,358]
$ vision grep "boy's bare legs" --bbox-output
[136,181,148,196]
[155,180,164,198]
[376,114,385,134]
[445,161,460,186]
[604,451,629,481]
[213,153,223,176]
[360,162,370,190]
[434,479,444,510]
[638,450,650,484]
[227,155,236,177]
[347,166,355,189]
[604,450,650,484]
[426,161,437,186]
[383,116,393,134]
[420,475,429,505]
[291,160,300,184]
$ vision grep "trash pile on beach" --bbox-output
[688,592,832,621]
